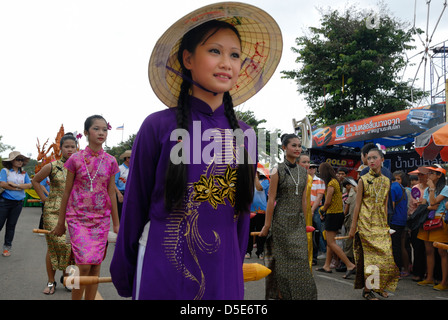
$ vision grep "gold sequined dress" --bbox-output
[43,158,73,270]
[354,170,399,292]
[264,161,317,300]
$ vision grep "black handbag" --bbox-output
[407,204,429,231]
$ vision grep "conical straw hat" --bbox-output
[148,1,283,108]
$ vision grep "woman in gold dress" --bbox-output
[32,133,77,294]
[349,147,399,300]
[297,153,315,270]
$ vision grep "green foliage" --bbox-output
[105,134,136,164]
[236,110,281,160]
[282,3,427,126]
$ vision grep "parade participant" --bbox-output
[316,162,356,278]
[32,133,77,294]
[53,115,120,300]
[349,147,399,300]
[0,151,32,257]
[417,164,448,291]
[297,153,314,269]
[110,2,282,300]
[360,143,393,223]
[260,134,317,300]
[115,150,131,220]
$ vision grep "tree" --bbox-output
[236,110,281,161]
[105,134,136,164]
[282,3,427,126]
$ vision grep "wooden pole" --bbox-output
[33,229,50,234]
[63,263,272,287]
[433,242,448,250]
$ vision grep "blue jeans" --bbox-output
[313,209,327,257]
[0,196,24,250]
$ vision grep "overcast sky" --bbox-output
[1,0,447,159]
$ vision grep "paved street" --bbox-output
[2,207,448,301]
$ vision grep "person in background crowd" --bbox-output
[342,177,357,264]
[409,175,419,187]
[416,165,448,291]
[407,167,428,282]
[356,164,367,181]
[316,162,356,279]
[390,171,410,277]
[308,162,326,264]
[297,153,314,269]
[246,164,269,259]
[0,151,32,257]
[115,150,131,221]
[337,167,349,183]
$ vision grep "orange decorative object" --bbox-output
[242,263,271,282]
[35,125,66,173]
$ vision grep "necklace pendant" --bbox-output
[90,183,93,192]
[295,184,299,195]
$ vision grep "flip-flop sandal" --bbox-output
[316,267,332,273]
[43,282,56,295]
[343,267,356,279]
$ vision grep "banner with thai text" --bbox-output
[311,103,446,148]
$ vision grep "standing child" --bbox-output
[53,115,119,300]
[110,2,282,300]
[32,133,78,295]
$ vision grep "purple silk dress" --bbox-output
[110,96,254,300]
[65,147,119,265]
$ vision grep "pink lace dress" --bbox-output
[64,147,119,265]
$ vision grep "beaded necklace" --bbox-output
[284,161,300,195]
[82,150,104,192]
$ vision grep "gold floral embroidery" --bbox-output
[193,175,224,209]
[215,165,237,207]
[193,165,237,209]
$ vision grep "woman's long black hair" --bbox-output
[164,20,255,213]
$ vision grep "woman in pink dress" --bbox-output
[54,115,119,300]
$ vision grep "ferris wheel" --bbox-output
[404,0,447,106]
